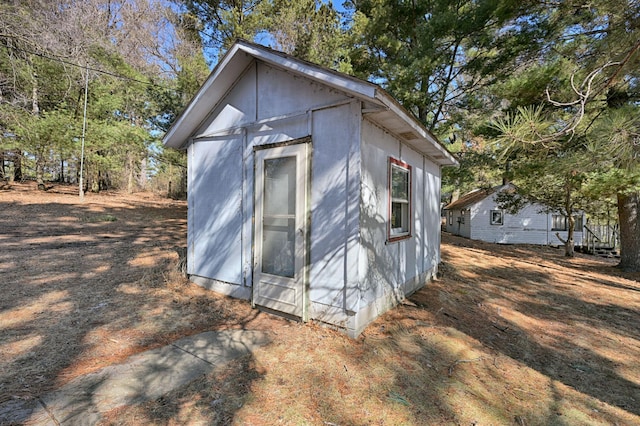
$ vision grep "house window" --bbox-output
[552,215,566,231]
[552,214,584,231]
[574,215,583,231]
[490,210,503,225]
[389,157,411,241]
[448,210,453,225]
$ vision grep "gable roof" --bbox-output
[444,183,520,210]
[444,187,497,211]
[162,39,458,166]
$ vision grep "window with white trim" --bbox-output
[490,210,503,225]
[552,214,583,231]
[389,158,411,240]
[552,214,566,231]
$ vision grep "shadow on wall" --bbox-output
[190,136,245,284]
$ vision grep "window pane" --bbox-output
[262,217,295,277]
[391,202,409,234]
[389,159,411,238]
[574,215,583,230]
[262,156,296,278]
[552,215,566,231]
[491,210,503,225]
[391,202,403,229]
[391,166,408,200]
[264,157,296,216]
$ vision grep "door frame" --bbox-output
[252,138,311,321]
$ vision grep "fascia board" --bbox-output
[236,42,379,102]
[163,44,248,149]
[374,91,459,166]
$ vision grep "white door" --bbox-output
[253,143,308,318]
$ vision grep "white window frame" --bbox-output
[553,214,583,231]
[552,214,566,231]
[388,157,412,241]
[490,209,503,225]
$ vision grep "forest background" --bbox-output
[0,0,638,270]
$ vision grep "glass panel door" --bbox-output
[262,156,296,277]
[253,142,308,319]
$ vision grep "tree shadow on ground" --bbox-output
[404,234,640,418]
[100,353,265,425]
[0,187,267,424]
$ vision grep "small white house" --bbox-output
[163,40,458,336]
[443,184,584,246]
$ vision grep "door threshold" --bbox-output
[254,305,302,323]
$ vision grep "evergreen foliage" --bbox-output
[0,0,198,196]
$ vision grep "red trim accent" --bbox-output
[389,157,410,169]
[388,157,412,243]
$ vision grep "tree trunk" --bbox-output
[14,151,22,181]
[36,150,45,191]
[127,153,134,194]
[36,155,45,190]
[31,68,39,115]
[565,214,575,257]
[617,191,640,271]
[138,157,147,189]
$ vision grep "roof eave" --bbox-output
[236,41,379,101]
[163,43,249,149]
[373,90,458,167]
[162,40,459,168]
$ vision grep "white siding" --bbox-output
[189,136,243,284]
[470,198,549,245]
[187,59,359,299]
[445,208,471,238]
[256,62,347,120]
[185,58,446,335]
[360,120,400,306]
[359,120,440,314]
[194,62,257,138]
[466,192,585,246]
[423,159,442,270]
[444,209,456,234]
[309,102,361,315]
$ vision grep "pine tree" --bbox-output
[489,1,640,268]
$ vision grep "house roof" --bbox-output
[443,183,518,210]
[162,39,458,166]
[445,188,495,210]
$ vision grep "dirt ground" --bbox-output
[1,182,639,425]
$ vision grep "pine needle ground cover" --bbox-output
[1,182,638,425]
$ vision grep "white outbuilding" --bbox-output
[163,40,458,336]
[443,184,585,246]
